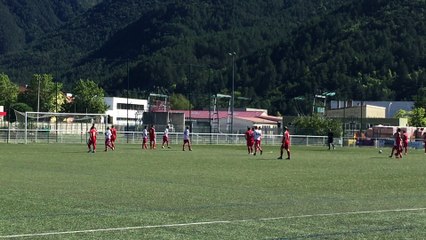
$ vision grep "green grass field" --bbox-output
[0,143,425,239]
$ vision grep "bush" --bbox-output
[292,114,342,137]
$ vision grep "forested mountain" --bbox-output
[0,0,424,115]
[244,0,426,115]
[0,0,102,54]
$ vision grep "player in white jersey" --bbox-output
[104,127,114,151]
[182,126,192,151]
[141,126,148,149]
[162,125,171,148]
[253,126,263,155]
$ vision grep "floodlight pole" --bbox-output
[189,64,192,127]
[37,78,41,116]
[36,77,41,142]
[228,52,236,134]
[127,59,130,143]
[55,81,58,143]
[360,101,363,135]
[74,95,77,113]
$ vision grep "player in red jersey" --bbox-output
[149,125,156,149]
[87,124,97,153]
[389,128,402,158]
[244,127,254,154]
[278,126,291,159]
[110,125,117,150]
[402,130,409,155]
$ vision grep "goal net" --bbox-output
[12,111,108,144]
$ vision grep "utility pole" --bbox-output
[228,52,236,134]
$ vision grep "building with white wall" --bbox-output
[170,109,282,134]
[326,104,386,118]
[330,100,414,118]
[104,97,148,127]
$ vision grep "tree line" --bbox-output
[0,0,425,119]
[0,73,108,122]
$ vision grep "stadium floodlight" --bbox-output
[237,97,250,101]
[215,94,231,98]
[148,93,169,112]
[149,93,168,98]
[313,92,335,115]
[323,92,336,97]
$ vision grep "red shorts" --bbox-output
[183,139,190,144]
[143,138,147,144]
[163,136,168,142]
[282,142,290,150]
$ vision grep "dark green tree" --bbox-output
[9,102,32,123]
[409,108,426,127]
[0,73,19,110]
[20,74,64,113]
[72,79,108,114]
[170,93,192,110]
[292,114,342,137]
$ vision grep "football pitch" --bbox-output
[0,143,425,239]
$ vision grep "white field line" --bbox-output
[1,207,425,239]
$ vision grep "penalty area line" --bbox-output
[1,207,425,239]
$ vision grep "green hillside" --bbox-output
[0,0,424,115]
[244,0,426,114]
[0,0,102,54]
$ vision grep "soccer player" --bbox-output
[110,125,117,150]
[402,130,409,155]
[162,125,171,149]
[327,129,335,150]
[182,126,192,151]
[253,126,263,156]
[423,132,426,154]
[104,127,114,151]
[149,125,156,149]
[278,126,291,159]
[389,128,402,158]
[244,127,254,154]
[142,126,148,150]
[87,125,97,153]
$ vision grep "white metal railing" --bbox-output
[1,129,423,148]
[0,128,334,146]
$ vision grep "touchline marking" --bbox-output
[1,207,425,239]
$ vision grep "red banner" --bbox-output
[0,112,7,117]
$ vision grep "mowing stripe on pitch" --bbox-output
[1,207,425,239]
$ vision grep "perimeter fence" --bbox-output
[2,128,424,149]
